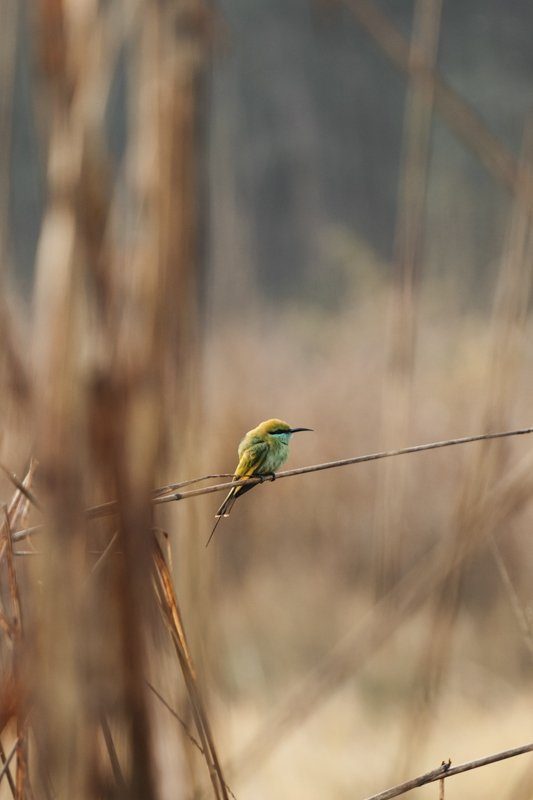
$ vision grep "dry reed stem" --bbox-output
[145,681,204,755]
[488,535,533,660]
[3,1,213,797]
[0,740,19,785]
[0,467,36,797]
[0,0,17,258]
[15,718,31,800]
[8,461,38,533]
[6,428,532,531]
[343,0,519,191]
[152,426,533,505]
[87,531,119,581]
[0,609,15,640]
[11,529,41,545]
[0,738,17,798]
[0,465,41,513]
[364,743,533,800]
[152,539,231,800]
[153,475,235,497]
[373,0,442,592]
[1,508,30,800]
[2,460,38,556]
[2,508,21,639]
[99,713,127,795]
[31,1,161,792]
[1,511,20,754]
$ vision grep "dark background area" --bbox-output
[9,0,533,300]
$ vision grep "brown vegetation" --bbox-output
[1,1,532,799]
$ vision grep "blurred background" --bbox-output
[2,1,533,798]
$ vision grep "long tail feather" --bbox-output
[205,513,223,547]
[206,478,261,547]
[215,487,237,518]
[205,487,237,547]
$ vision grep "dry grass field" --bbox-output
[1,2,532,799]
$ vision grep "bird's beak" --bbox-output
[289,427,313,433]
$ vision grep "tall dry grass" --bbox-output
[0,2,227,799]
[1,2,533,800]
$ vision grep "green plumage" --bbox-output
[205,418,312,546]
[215,419,292,518]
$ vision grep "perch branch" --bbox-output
[153,475,235,497]
[150,426,533,507]
[364,742,533,800]
[11,427,533,528]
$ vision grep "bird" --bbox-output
[206,418,312,546]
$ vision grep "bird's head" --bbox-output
[259,418,313,445]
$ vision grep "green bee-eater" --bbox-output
[206,418,312,545]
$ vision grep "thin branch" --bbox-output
[152,540,230,800]
[151,426,533,507]
[145,681,238,800]
[2,461,40,557]
[16,717,32,800]
[0,739,19,785]
[364,743,533,800]
[2,508,30,800]
[13,428,533,525]
[488,534,533,660]
[145,681,204,754]
[88,531,119,580]
[0,739,17,798]
[152,475,235,497]
[99,713,127,794]
[12,527,43,544]
[2,507,22,637]
[0,464,41,512]
[7,459,38,532]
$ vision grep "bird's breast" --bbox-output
[266,439,289,471]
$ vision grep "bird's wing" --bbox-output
[234,442,270,478]
[231,442,270,502]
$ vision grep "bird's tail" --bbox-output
[205,487,238,547]
[215,487,238,518]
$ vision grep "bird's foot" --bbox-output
[258,472,276,483]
